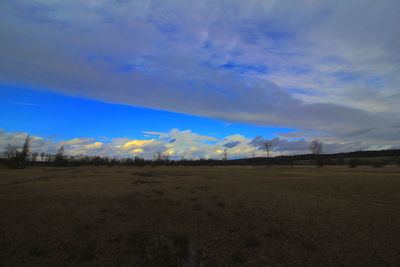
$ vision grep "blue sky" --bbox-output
[0,0,399,158]
[1,84,293,141]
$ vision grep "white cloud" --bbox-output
[2,129,397,160]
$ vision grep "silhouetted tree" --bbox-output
[153,152,170,165]
[264,140,274,166]
[265,141,272,158]
[20,135,31,168]
[154,152,162,164]
[134,156,146,167]
[55,146,65,166]
[31,152,38,163]
[3,135,30,168]
[40,152,45,162]
[310,139,323,167]
[4,144,18,159]
[4,145,19,168]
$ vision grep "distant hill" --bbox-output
[1,149,399,167]
[231,149,400,165]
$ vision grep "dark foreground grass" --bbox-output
[0,165,399,266]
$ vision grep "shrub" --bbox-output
[348,158,359,168]
[317,158,324,167]
[371,159,388,168]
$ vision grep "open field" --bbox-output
[0,165,399,266]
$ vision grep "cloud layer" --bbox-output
[1,0,399,148]
[2,129,394,160]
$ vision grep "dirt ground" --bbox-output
[0,165,399,266]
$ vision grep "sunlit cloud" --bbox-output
[120,139,159,149]
[3,129,397,160]
[63,138,95,145]
[84,142,103,149]
[132,148,144,153]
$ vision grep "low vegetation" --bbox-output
[0,165,399,266]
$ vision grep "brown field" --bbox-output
[0,165,399,266]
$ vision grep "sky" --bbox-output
[1,0,399,159]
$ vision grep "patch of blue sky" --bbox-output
[365,76,384,88]
[0,84,296,141]
[119,63,136,72]
[287,88,322,96]
[202,40,212,50]
[87,54,115,64]
[333,71,386,88]
[102,16,114,24]
[318,55,347,66]
[261,29,294,51]
[238,29,261,45]
[203,140,218,145]
[264,31,291,40]
[238,18,292,41]
[146,15,179,34]
[219,61,268,74]
[286,137,307,141]
[202,40,242,59]
[116,62,145,73]
[333,71,361,82]
[286,66,313,75]
[265,48,302,57]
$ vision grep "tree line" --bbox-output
[1,136,399,169]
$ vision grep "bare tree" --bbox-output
[163,153,170,163]
[4,144,18,159]
[55,146,65,166]
[134,156,145,167]
[154,152,163,163]
[31,152,38,163]
[3,145,19,168]
[264,140,274,167]
[20,135,31,168]
[265,141,272,158]
[153,152,170,165]
[309,140,323,166]
[223,148,228,161]
[3,135,30,168]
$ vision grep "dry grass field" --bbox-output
[0,165,399,266]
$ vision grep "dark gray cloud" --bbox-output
[223,141,240,148]
[0,0,399,148]
[342,128,374,138]
[249,136,267,150]
[250,136,310,153]
[249,135,369,154]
